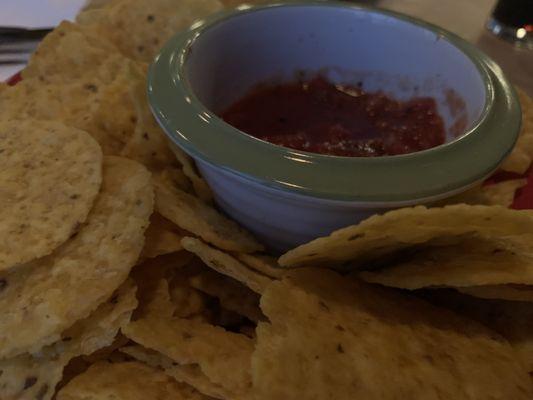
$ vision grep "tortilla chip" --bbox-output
[136,265,211,322]
[189,269,263,322]
[22,21,120,83]
[182,237,271,293]
[0,78,114,155]
[132,253,210,321]
[56,361,208,400]
[121,345,232,399]
[420,289,533,376]
[253,269,533,399]
[157,165,195,193]
[0,280,137,400]
[140,213,188,260]
[458,285,533,302]
[123,315,253,396]
[0,60,139,156]
[168,270,209,319]
[0,120,102,271]
[119,64,176,169]
[279,205,533,269]
[234,253,285,279]
[171,146,213,202]
[81,334,131,365]
[131,251,195,318]
[58,334,132,389]
[154,177,263,253]
[501,88,533,174]
[359,236,533,289]
[77,0,223,62]
[483,179,527,207]
[142,279,176,319]
[97,71,140,140]
[0,156,152,358]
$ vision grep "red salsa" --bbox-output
[220,76,446,157]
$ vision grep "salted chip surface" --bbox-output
[235,253,285,279]
[95,61,151,156]
[77,0,223,62]
[22,21,120,83]
[501,88,533,174]
[154,177,263,253]
[0,58,145,157]
[171,146,213,202]
[56,361,207,400]
[119,64,176,170]
[359,236,533,289]
[253,269,533,399]
[140,213,188,260]
[182,237,272,294]
[481,179,527,207]
[279,205,533,268]
[131,251,196,319]
[123,315,253,396]
[158,165,195,194]
[0,156,153,358]
[66,334,130,377]
[121,346,231,399]
[0,120,102,271]
[421,289,533,376]
[0,77,117,154]
[167,265,210,319]
[141,279,176,319]
[0,280,137,400]
[1,83,109,153]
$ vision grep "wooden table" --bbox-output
[378,0,532,95]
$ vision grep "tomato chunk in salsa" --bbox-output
[220,76,446,157]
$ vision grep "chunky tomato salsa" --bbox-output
[220,76,446,157]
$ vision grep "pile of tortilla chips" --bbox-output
[1,0,533,399]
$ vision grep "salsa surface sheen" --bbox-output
[220,76,446,157]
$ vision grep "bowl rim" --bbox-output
[148,1,522,202]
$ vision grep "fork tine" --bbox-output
[0,38,39,66]
[0,48,32,65]
[0,59,29,65]
[0,27,51,67]
[0,27,52,41]
[0,45,37,54]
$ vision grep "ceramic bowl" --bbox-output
[148,1,521,251]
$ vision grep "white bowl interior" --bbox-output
[185,5,487,141]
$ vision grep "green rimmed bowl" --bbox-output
[148,1,521,251]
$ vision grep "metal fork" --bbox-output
[0,27,52,65]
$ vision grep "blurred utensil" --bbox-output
[0,26,51,65]
[0,27,51,41]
